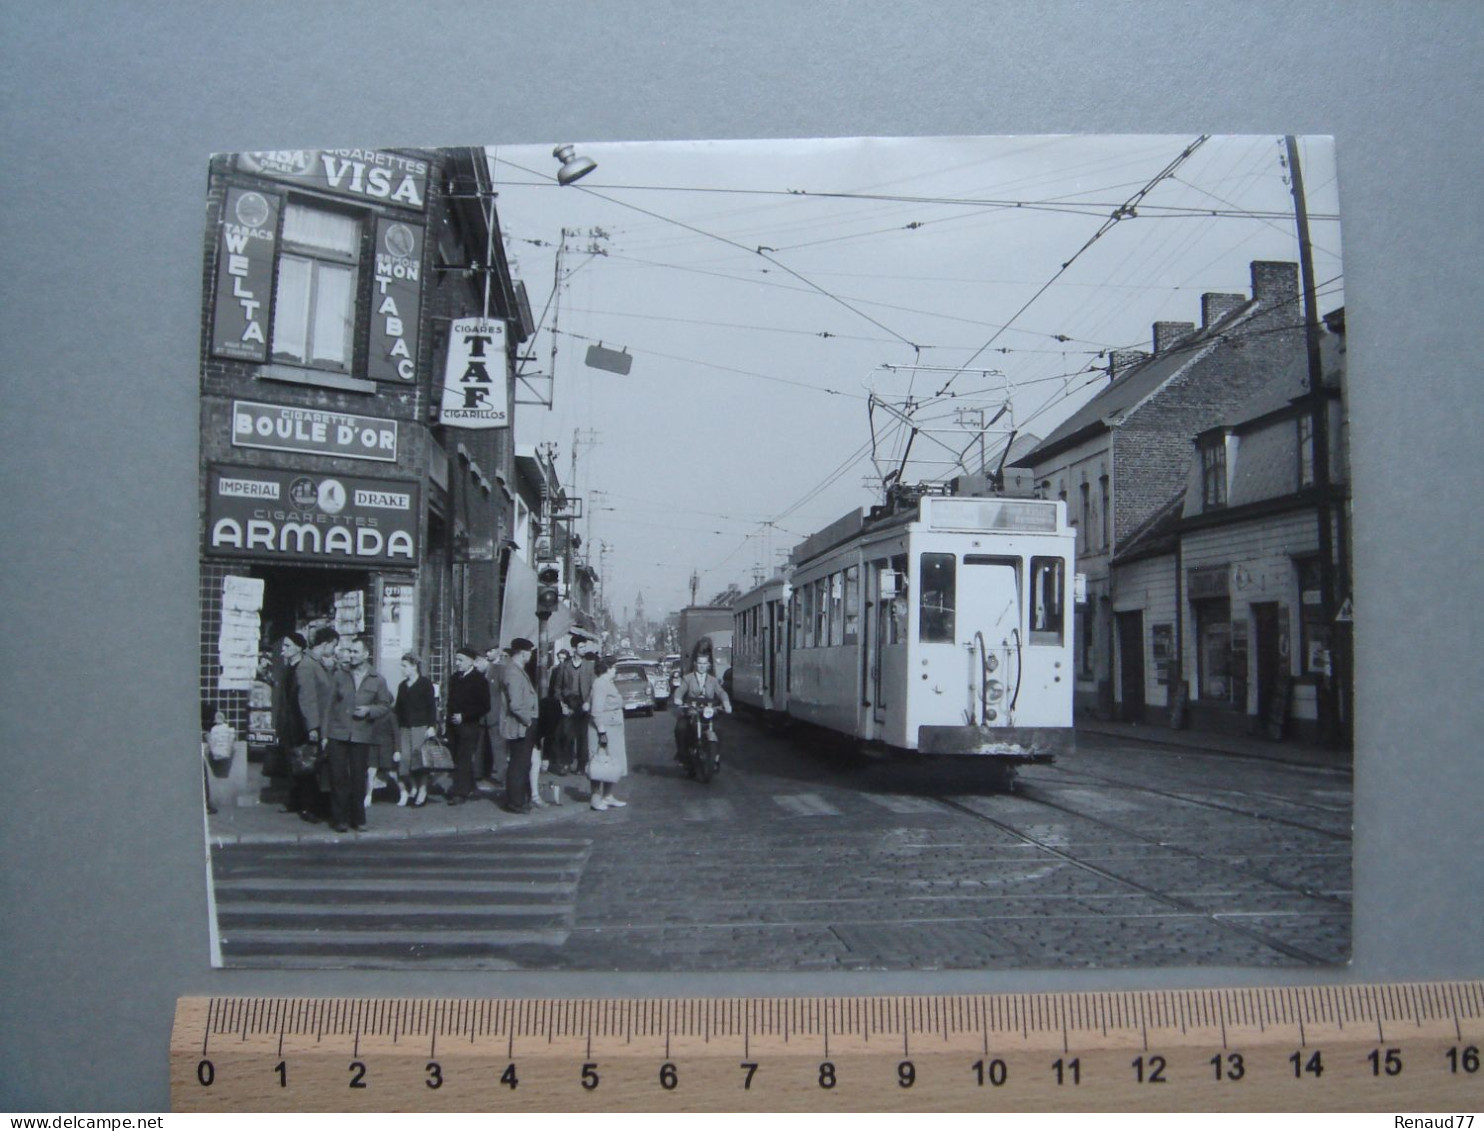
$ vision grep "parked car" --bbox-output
[613,663,656,716]
[634,659,670,705]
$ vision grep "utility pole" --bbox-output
[1286,135,1340,745]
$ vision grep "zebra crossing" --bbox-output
[211,835,592,969]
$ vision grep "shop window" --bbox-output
[1194,598,1234,702]
[843,565,860,643]
[272,202,360,370]
[919,552,956,643]
[1029,557,1065,645]
[1201,440,1228,509]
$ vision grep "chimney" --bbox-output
[1201,292,1246,329]
[1153,321,1195,355]
[1109,348,1149,380]
[1250,260,1299,308]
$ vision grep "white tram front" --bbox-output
[733,495,1076,774]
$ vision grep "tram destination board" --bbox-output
[171,983,1483,1111]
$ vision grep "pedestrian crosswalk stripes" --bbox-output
[212,835,592,967]
[860,792,953,814]
[772,792,843,817]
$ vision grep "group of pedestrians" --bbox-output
[264,629,629,832]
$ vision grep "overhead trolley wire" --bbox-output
[934,135,1212,398]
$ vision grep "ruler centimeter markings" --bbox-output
[172,983,1484,1112]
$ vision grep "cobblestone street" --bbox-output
[211,714,1351,970]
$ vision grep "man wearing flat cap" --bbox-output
[549,635,596,776]
[444,645,490,805]
[498,638,539,813]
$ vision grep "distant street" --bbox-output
[212,714,1351,970]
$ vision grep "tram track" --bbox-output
[1025,764,1351,841]
[930,786,1347,965]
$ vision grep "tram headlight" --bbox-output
[985,708,998,721]
[985,654,999,673]
[985,679,1004,703]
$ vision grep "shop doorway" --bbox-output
[1116,610,1146,723]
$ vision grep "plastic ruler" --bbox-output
[172,982,1483,1111]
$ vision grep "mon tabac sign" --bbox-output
[206,465,419,565]
[235,149,429,210]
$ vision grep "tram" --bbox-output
[732,492,1076,781]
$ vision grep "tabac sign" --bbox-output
[231,400,398,462]
[439,318,509,429]
[235,150,428,210]
[211,187,280,361]
[206,464,420,566]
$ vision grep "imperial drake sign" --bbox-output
[206,464,420,566]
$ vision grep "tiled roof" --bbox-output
[1013,300,1258,465]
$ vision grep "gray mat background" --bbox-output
[2,0,1481,1110]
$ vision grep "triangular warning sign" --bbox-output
[1335,596,1353,623]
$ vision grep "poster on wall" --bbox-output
[196,135,1351,976]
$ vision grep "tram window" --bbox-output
[829,573,844,646]
[815,579,828,646]
[1029,557,1065,645]
[801,584,815,648]
[843,566,860,643]
[792,590,804,648]
[919,553,956,643]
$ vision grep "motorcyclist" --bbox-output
[672,649,731,763]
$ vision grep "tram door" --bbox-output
[867,561,888,729]
[959,555,1024,724]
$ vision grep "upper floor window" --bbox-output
[1201,440,1228,509]
[1079,482,1091,546]
[1099,475,1110,549]
[1298,413,1316,488]
[272,203,360,370]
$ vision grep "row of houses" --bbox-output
[1011,260,1351,745]
[197,147,594,743]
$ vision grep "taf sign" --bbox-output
[206,464,420,566]
[440,318,508,429]
[231,401,398,462]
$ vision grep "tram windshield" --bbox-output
[919,553,956,642]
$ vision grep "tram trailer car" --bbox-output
[733,495,1076,784]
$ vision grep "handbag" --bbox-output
[416,734,455,772]
[587,735,620,783]
[288,741,323,776]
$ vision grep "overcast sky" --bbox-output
[486,135,1342,620]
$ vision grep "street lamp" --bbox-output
[553,144,597,186]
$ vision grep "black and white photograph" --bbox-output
[197,134,1352,972]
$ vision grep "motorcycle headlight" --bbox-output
[703,706,715,718]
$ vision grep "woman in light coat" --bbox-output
[584,659,628,810]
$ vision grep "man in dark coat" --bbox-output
[276,631,329,821]
[550,638,596,775]
[444,646,490,805]
[498,638,539,813]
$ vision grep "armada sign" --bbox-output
[206,464,420,566]
[236,149,429,211]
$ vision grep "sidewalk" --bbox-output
[205,775,601,847]
[1076,718,1353,771]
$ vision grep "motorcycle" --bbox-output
[680,703,722,782]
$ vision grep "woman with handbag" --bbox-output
[584,659,628,811]
[394,652,437,807]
